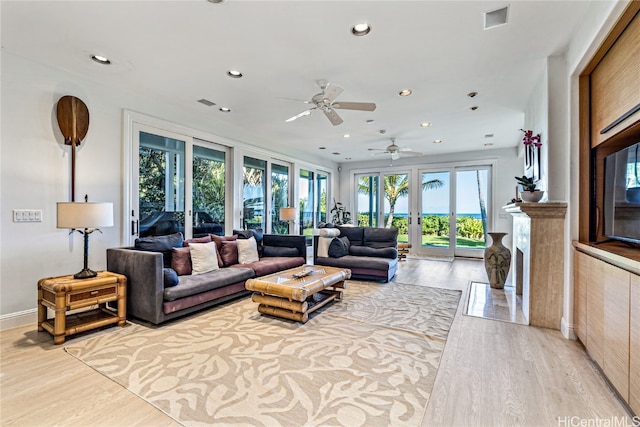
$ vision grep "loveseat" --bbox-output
[107,231,306,325]
[313,226,398,282]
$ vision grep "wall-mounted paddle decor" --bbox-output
[56,95,89,201]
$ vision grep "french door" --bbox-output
[130,123,228,243]
[416,166,490,258]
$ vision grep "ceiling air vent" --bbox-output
[197,99,216,107]
[484,6,509,30]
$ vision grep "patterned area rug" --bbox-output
[65,281,461,426]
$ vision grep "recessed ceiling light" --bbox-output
[484,143,494,147]
[399,89,412,97]
[319,146,326,150]
[467,91,478,98]
[345,157,352,160]
[420,122,431,128]
[207,0,225,3]
[433,139,442,144]
[227,70,242,78]
[366,119,375,124]
[90,54,111,65]
[485,134,494,138]
[219,107,231,112]
[332,152,340,155]
[344,134,350,138]
[470,106,479,111]
[351,23,371,36]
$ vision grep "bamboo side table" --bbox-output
[37,271,127,344]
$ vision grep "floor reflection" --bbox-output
[465,281,526,325]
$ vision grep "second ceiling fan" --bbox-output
[368,138,424,160]
[285,80,376,126]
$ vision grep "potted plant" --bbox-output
[515,175,544,202]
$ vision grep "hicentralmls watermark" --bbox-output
[557,416,640,427]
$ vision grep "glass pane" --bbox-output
[421,171,450,248]
[455,169,488,249]
[316,173,328,224]
[271,163,289,234]
[192,145,225,237]
[356,175,379,227]
[139,131,185,237]
[243,156,266,231]
[299,169,314,243]
[383,174,409,244]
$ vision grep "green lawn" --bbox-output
[398,234,485,248]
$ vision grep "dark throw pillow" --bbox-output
[171,247,192,275]
[183,235,212,247]
[163,268,179,288]
[220,240,239,266]
[328,236,350,258]
[211,234,238,267]
[135,232,184,267]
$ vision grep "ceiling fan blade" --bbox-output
[400,150,424,156]
[278,97,311,104]
[367,148,387,151]
[323,108,343,126]
[332,102,376,111]
[285,108,314,122]
[323,83,344,103]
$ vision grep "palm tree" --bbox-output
[358,175,444,228]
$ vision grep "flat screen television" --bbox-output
[603,141,640,244]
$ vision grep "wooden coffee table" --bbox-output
[245,265,351,323]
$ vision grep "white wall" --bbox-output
[0,52,337,326]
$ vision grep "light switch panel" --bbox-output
[13,209,43,222]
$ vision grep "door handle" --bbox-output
[131,219,139,236]
[409,216,411,225]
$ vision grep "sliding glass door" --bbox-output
[242,156,266,231]
[271,163,290,234]
[192,144,225,236]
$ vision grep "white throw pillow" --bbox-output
[318,228,340,237]
[317,236,333,258]
[188,241,220,275]
[237,236,260,264]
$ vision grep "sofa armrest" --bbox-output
[107,248,164,325]
[262,234,307,258]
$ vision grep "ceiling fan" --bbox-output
[285,80,376,126]
[368,138,424,160]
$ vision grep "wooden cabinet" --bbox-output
[590,9,640,147]
[574,247,638,409]
[631,274,640,415]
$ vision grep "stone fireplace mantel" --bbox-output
[503,202,568,329]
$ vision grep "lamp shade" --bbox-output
[57,202,114,229]
[279,207,296,221]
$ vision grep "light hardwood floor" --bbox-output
[1,257,633,426]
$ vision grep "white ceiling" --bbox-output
[1,0,593,163]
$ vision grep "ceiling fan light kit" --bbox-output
[285,81,376,126]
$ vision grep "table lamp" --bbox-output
[57,195,114,279]
[279,207,296,233]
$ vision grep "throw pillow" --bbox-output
[220,240,239,266]
[262,245,299,257]
[210,234,238,267]
[183,235,212,247]
[171,247,192,275]
[328,236,350,258]
[135,231,184,267]
[316,236,333,258]
[237,236,259,264]
[163,268,179,288]
[188,241,220,275]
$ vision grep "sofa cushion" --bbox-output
[237,236,260,264]
[315,254,397,271]
[171,247,192,275]
[135,232,183,268]
[163,267,179,288]
[211,234,238,267]
[230,256,305,277]
[189,241,220,275]
[349,245,398,259]
[363,227,399,248]
[220,240,239,266]
[164,267,255,301]
[262,245,299,257]
[328,236,350,258]
[338,226,364,246]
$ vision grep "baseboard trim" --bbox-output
[561,316,576,340]
[0,308,37,331]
